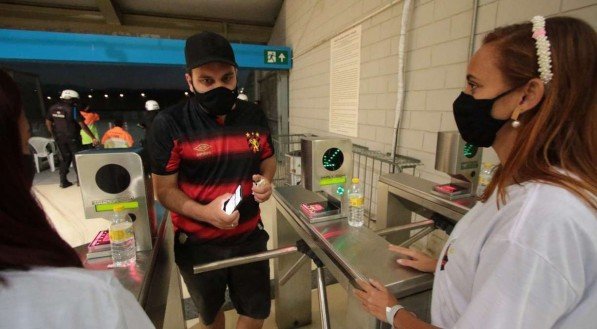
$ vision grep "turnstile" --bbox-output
[76,147,156,251]
[273,186,434,329]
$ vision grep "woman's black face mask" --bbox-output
[452,88,515,147]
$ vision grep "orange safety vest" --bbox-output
[101,126,134,147]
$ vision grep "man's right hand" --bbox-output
[201,193,240,230]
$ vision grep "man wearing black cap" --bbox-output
[148,31,276,329]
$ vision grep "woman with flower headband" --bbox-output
[356,16,596,328]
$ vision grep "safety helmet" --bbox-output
[145,100,160,111]
[60,89,80,100]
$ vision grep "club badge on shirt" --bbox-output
[246,132,261,153]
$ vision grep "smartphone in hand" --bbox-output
[223,185,243,215]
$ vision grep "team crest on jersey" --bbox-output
[193,143,212,158]
[245,132,260,153]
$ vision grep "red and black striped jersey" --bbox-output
[148,99,274,243]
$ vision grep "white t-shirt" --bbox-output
[0,267,155,329]
[431,182,597,329]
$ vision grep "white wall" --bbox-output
[270,0,596,254]
[270,0,597,183]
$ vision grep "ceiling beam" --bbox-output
[96,0,122,25]
[0,3,272,43]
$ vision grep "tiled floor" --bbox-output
[35,168,351,329]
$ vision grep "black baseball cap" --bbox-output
[185,31,237,70]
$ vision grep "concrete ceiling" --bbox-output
[0,0,283,43]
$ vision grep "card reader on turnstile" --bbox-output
[433,131,482,199]
[75,148,156,251]
[301,137,353,220]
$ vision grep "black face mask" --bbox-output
[452,89,514,147]
[22,153,35,189]
[192,86,238,116]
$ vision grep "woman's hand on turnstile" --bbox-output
[389,245,438,273]
[354,278,399,322]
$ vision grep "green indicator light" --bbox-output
[463,143,478,158]
[336,186,345,196]
[95,201,139,212]
[320,176,346,186]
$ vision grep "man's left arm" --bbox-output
[252,155,276,203]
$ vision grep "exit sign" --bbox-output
[264,50,289,64]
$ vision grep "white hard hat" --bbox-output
[60,89,80,100]
[145,100,160,111]
[237,93,248,101]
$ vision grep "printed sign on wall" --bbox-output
[329,25,361,137]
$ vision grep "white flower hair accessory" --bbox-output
[531,16,553,84]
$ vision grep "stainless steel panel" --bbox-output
[301,137,353,202]
[75,205,184,328]
[273,186,434,328]
[379,173,476,223]
[435,131,462,173]
[274,207,312,329]
[316,267,331,329]
[434,131,482,194]
[76,148,155,251]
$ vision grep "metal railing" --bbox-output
[352,143,421,226]
[271,134,314,187]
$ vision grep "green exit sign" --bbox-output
[264,50,289,64]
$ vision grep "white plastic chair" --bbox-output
[103,137,129,149]
[28,137,56,172]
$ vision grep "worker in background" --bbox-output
[138,100,160,144]
[79,103,100,150]
[101,119,133,148]
[45,89,98,188]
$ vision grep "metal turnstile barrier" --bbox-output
[187,184,438,328]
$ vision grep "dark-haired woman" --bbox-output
[0,69,154,329]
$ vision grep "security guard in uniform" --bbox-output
[45,89,98,188]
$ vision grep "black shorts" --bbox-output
[174,227,271,325]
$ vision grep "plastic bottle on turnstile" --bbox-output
[348,177,364,227]
[109,205,136,267]
[476,162,496,197]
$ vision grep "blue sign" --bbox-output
[0,29,292,70]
